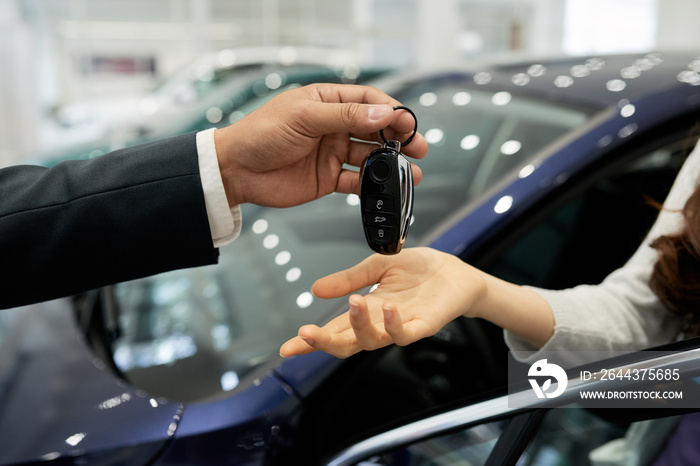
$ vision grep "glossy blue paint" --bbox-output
[429,69,700,256]
[160,371,299,464]
[273,348,344,398]
[0,300,181,465]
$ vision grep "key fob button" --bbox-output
[363,212,395,226]
[367,226,394,245]
[366,194,392,212]
[368,158,392,183]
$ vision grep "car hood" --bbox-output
[0,299,182,464]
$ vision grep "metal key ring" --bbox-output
[379,105,418,147]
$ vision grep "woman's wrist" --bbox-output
[468,270,555,349]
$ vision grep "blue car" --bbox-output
[3,51,700,465]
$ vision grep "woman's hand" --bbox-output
[279,248,486,358]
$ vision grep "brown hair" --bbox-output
[650,184,700,337]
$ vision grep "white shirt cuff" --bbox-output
[196,128,241,247]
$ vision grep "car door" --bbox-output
[272,117,700,464]
[325,338,700,466]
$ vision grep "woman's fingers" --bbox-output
[312,255,386,299]
[381,302,407,345]
[279,336,315,357]
[296,324,360,359]
[349,295,387,351]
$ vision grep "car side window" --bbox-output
[351,419,507,466]
[478,137,693,289]
[349,406,686,466]
[517,407,684,466]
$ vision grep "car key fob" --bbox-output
[359,106,417,255]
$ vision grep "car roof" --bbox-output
[406,54,700,257]
[487,52,697,105]
[377,51,700,112]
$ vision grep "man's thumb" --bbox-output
[303,102,394,136]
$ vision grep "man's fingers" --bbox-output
[345,140,426,168]
[309,82,400,107]
[346,114,428,160]
[410,163,423,186]
[293,99,427,160]
[334,164,422,196]
[297,101,395,137]
[341,140,424,194]
[345,140,380,167]
[334,169,361,196]
[397,132,429,161]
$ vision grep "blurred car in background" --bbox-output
[3,51,700,464]
[44,46,373,154]
[33,60,388,166]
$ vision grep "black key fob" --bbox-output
[360,140,414,254]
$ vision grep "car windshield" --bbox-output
[110,77,595,401]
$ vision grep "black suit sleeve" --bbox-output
[0,132,219,309]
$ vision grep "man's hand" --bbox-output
[214,83,428,208]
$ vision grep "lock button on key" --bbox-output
[366,226,394,245]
